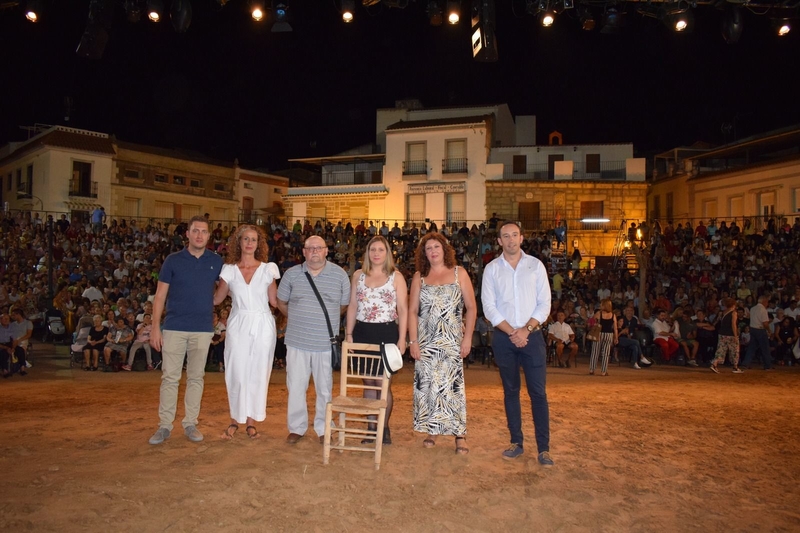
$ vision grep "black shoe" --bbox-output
[383,427,392,445]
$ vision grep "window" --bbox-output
[189,179,202,188]
[512,155,527,174]
[730,196,744,218]
[666,192,674,221]
[214,183,226,192]
[585,154,601,173]
[154,201,174,220]
[403,142,427,175]
[652,195,661,221]
[273,187,282,194]
[26,164,33,184]
[124,168,141,179]
[444,139,467,173]
[406,194,425,222]
[70,161,93,197]
[154,174,167,183]
[243,182,253,189]
[580,201,606,229]
[122,197,141,217]
[446,193,465,224]
[16,168,23,189]
[173,175,186,186]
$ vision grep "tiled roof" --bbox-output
[385,115,491,131]
[115,140,233,168]
[0,126,115,165]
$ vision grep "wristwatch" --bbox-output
[526,324,540,333]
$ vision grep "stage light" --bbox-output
[542,10,554,27]
[147,0,163,21]
[428,1,443,26]
[775,20,791,36]
[669,9,693,32]
[76,0,115,60]
[170,0,192,33]
[272,1,292,32]
[578,5,595,31]
[600,6,621,34]
[25,0,42,22]
[342,0,354,23]
[447,0,460,24]
[251,1,264,21]
[721,5,743,44]
[124,0,142,22]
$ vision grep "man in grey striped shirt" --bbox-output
[277,235,350,444]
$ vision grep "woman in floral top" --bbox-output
[345,236,408,445]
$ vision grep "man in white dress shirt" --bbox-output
[482,221,553,466]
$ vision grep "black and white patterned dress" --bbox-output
[413,267,467,436]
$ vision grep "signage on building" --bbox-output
[407,182,466,194]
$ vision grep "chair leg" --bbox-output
[337,412,346,449]
[323,405,333,465]
[374,408,387,471]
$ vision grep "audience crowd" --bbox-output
[1,209,799,376]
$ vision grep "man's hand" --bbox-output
[508,328,529,348]
[150,326,163,351]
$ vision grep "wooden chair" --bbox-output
[323,342,390,471]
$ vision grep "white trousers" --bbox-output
[285,346,332,437]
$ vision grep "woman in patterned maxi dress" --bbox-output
[408,232,477,454]
[213,225,280,439]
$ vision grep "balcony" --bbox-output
[503,163,550,180]
[323,169,383,186]
[446,211,465,224]
[69,180,98,198]
[573,161,626,180]
[442,158,468,174]
[403,160,428,176]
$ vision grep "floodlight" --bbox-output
[25,0,43,22]
[775,19,791,36]
[147,0,163,21]
[272,1,292,32]
[720,5,743,44]
[542,11,554,26]
[447,1,460,24]
[251,1,264,21]
[342,0,354,22]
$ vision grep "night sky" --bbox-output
[1,0,798,170]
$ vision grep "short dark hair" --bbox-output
[187,215,209,230]
[499,220,522,233]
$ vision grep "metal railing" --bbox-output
[68,180,98,198]
[503,163,550,180]
[402,160,427,175]
[442,158,468,174]
[573,161,626,180]
[322,169,383,186]
[406,212,424,223]
[446,211,465,224]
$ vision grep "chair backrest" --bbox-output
[339,342,390,401]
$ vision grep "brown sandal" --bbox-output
[221,424,238,439]
[246,425,260,439]
[455,436,469,455]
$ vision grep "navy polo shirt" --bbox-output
[159,248,222,332]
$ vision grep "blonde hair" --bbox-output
[600,299,613,313]
[362,236,395,276]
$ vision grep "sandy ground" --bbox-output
[1,345,799,533]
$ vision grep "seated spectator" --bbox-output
[652,309,680,362]
[548,311,578,368]
[774,317,799,366]
[674,308,700,367]
[617,306,651,369]
[102,316,133,372]
[123,313,153,371]
[83,314,108,371]
[0,313,27,377]
[9,308,32,372]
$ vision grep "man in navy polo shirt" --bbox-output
[148,216,222,445]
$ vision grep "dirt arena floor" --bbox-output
[1,345,799,533]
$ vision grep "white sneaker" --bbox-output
[633,363,642,370]
[688,360,699,367]
[26,361,33,368]
[640,356,652,365]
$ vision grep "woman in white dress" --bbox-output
[214,225,280,439]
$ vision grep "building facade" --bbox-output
[650,126,800,227]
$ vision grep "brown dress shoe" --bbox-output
[286,433,304,444]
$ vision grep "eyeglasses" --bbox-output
[304,246,327,253]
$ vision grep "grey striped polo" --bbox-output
[277,261,351,352]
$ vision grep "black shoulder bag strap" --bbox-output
[304,271,336,345]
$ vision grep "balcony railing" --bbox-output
[446,211,465,224]
[573,161,626,180]
[442,158,468,174]
[503,163,550,180]
[403,160,427,176]
[69,180,98,198]
[322,169,383,186]
[406,212,424,223]
[503,160,628,181]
